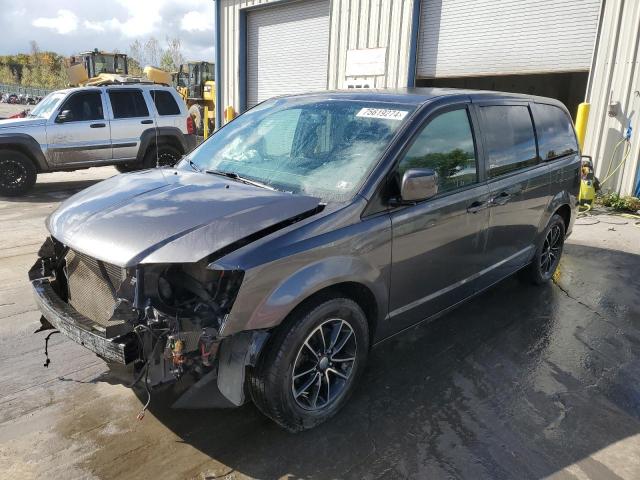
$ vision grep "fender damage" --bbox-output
[30,169,323,408]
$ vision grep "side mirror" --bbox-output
[56,110,73,123]
[400,168,439,203]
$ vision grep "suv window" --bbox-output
[532,103,579,160]
[108,89,149,118]
[151,90,181,116]
[58,92,103,122]
[482,105,537,178]
[398,108,477,193]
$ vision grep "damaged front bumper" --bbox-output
[30,257,270,409]
[32,277,138,364]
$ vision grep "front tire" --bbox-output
[248,295,370,432]
[0,150,37,196]
[522,214,566,285]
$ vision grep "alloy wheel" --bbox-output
[0,158,27,190]
[291,318,357,411]
[540,224,563,275]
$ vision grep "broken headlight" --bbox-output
[142,261,244,331]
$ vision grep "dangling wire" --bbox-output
[43,330,60,368]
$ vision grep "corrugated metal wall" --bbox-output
[219,0,414,114]
[584,0,640,195]
[328,0,414,90]
[416,0,601,78]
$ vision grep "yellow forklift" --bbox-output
[174,61,215,138]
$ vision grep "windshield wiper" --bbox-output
[205,169,275,190]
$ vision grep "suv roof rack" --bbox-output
[83,74,164,87]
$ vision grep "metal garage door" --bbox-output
[247,0,330,108]
[416,0,601,78]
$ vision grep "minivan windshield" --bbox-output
[28,92,66,119]
[181,97,415,202]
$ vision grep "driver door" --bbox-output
[389,105,492,329]
[45,90,111,166]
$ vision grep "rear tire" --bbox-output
[0,150,37,196]
[142,144,182,169]
[521,214,566,285]
[248,295,369,432]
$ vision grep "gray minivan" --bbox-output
[30,89,580,431]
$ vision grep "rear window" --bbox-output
[481,105,537,178]
[532,103,579,160]
[108,89,149,118]
[151,90,181,115]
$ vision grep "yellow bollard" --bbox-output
[203,105,209,139]
[575,102,590,151]
[224,106,236,123]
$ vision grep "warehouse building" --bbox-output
[213,0,639,195]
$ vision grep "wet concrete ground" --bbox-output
[1,168,639,479]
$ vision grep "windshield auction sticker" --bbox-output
[356,108,409,121]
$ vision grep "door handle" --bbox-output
[491,191,511,206]
[141,119,154,124]
[466,201,487,214]
[90,123,106,128]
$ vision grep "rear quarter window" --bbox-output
[481,105,537,178]
[532,103,579,160]
[151,90,181,115]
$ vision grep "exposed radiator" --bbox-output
[65,250,132,337]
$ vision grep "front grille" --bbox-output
[65,250,132,336]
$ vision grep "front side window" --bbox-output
[108,90,149,119]
[58,92,103,122]
[532,103,579,160]
[398,108,477,194]
[182,98,415,202]
[482,105,537,178]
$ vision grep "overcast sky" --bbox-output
[1,0,214,61]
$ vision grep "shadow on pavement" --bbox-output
[0,177,111,204]
[124,243,640,479]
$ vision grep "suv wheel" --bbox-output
[248,295,369,432]
[522,213,566,285]
[0,151,37,196]
[143,144,182,169]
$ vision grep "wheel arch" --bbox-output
[136,127,188,163]
[280,281,380,345]
[554,203,571,233]
[0,134,48,172]
[540,189,576,238]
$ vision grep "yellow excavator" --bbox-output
[174,61,215,138]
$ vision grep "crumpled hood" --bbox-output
[0,117,46,129]
[47,168,321,267]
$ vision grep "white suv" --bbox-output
[0,84,196,196]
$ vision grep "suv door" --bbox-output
[45,90,111,166]
[107,88,155,161]
[388,105,492,329]
[477,102,551,280]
